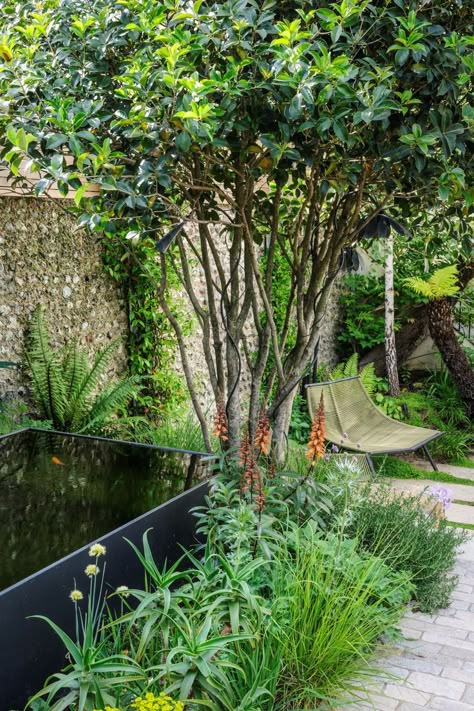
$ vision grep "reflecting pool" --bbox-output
[0,429,206,590]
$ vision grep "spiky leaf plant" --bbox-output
[25,308,140,435]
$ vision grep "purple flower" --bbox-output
[331,444,339,453]
[343,432,348,439]
[430,485,452,510]
[324,453,331,461]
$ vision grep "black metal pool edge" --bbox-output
[1,426,209,456]
[0,430,211,711]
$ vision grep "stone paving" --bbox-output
[388,478,474,526]
[346,521,474,710]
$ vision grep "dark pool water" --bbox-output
[0,430,206,591]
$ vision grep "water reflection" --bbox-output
[0,431,206,590]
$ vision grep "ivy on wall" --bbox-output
[102,236,185,418]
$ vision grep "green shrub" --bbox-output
[272,523,412,707]
[348,484,468,613]
[25,308,140,436]
[399,390,473,461]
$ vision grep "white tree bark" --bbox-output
[385,232,400,397]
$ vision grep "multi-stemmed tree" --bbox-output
[1,0,472,452]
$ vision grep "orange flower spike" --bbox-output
[268,459,277,480]
[239,432,250,467]
[213,402,229,442]
[306,394,326,466]
[254,413,271,456]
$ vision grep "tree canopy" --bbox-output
[0,0,472,447]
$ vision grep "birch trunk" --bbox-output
[385,233,400,397]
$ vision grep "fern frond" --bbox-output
[428,264,460,298]
[79,376,139,434]
[62,342,89,402]
[343,353,358,378]
[404,276,433,298]
[68,340,120,429]
[25,310,67,426]
[360,362,377,396]
[26,356,54,421]
[27,307,54,365]
[405,265,460,299]
[330,353,360,381]
[329,362,345,380]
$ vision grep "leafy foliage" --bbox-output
[406,264,461,300]
[1,0,472,446]
[103,235,186,418]
[0,400,52,435]
[28,454,414,711]
[399,379,474,460]
[25,308,140,435]
[328,352,378,395]
[146,406,208,452]
[338,271,424,355]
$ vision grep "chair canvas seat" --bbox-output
[306,376,442,456]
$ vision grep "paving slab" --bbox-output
[386,478,474,525]
[412,460,474,482]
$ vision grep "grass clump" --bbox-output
[147,406,208,452]
[450,456,474,469]
[272,524,412,707]
[447,521,474,531]
[348,483,468,613]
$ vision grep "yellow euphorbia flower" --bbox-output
[131,691,184,711]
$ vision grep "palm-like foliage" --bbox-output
[405,264,460,300]
[25,308,139,434]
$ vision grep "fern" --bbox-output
[62,342,89,402]
[25,309,67,427]
[405,264,460,300]
[67,340,119,431]
[328,354,377,395]
[25,308,139,435]
[82,377,140,434]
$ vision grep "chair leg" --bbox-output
[366,454,376,477]
[422,445,438,472]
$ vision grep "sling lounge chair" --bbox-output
[306,375,443,475]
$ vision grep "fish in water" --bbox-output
[51,456,64,466]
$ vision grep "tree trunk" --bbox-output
[271,390,297,464]
[428,297,474,418]
[384,233,400,396]
[360,305,429,375]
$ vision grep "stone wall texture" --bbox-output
[0,198,128,401]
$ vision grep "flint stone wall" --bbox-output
[0,198,128,402]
